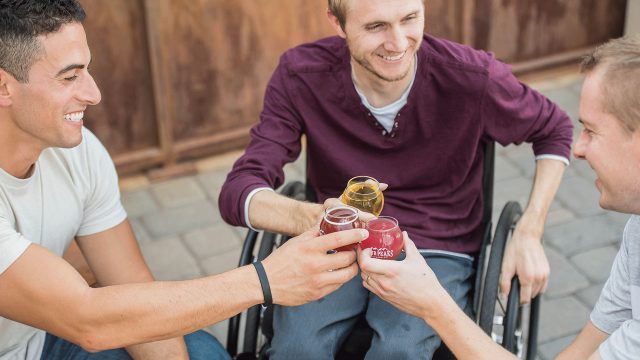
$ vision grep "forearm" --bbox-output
[126,338,188,360]
[520,159,566,234]
[423,290,515,360]
[556,321,607,360]
[64,265,262,352]
[248,189,322,235]
[2,260,232,354]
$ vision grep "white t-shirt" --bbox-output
[591,215,640,359]
[0,127,127,360]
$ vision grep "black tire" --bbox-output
[526,296,541,359]
[227,229,260,357]
[478,201,522,334]
[503,277,521,353]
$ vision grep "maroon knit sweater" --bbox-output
[219,34,573,254]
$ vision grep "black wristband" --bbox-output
[252,261,273,307]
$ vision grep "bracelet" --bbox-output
[252,261,273,307]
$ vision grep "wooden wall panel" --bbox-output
[79,0,159,158]
[425,0,465,43]
[146,0,334,151]
[72,0,628,174]
[471,0,627,63]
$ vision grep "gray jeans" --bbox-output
[268,252,475,360]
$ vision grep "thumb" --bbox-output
[379,183,388,192]
[402,232,421,258]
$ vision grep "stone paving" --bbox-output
[118,71,625,359]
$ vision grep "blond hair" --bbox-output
[328,0,348,30]
[581,35,640,133]
[328,0,425,31]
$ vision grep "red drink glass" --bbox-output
[319,206,363,252]
[360,216,403,259]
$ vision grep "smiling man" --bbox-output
[218,0,573,358]
[356,35,640,360]
[0,1,367,359]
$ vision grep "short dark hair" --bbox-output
[581,35,640,134]
[0,0,86,83]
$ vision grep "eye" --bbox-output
[366,23,384,31]
[64,75,78,82]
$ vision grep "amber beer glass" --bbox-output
[319,205,363,252]
[340,176,384,216]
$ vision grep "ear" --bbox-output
[326,9,347,39]
[0,69,13,107]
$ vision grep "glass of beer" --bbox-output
[340,176,384,216]
[319,205,363,252]
[360,216,403,260]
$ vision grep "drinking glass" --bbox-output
[319,205,363,252]
[360,216,403,260]
[340,176,384,216]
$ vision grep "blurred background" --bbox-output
[77,0,629,177]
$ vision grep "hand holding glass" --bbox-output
[340,176,384,216]
[319,205,363,252]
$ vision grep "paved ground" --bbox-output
[118,70,624,359]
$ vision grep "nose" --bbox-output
[78,72,101,106]
[384,26,408,52]
[573,131,587,160]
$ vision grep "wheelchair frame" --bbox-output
[227,142,541,359]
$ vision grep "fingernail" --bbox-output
[360,229,369,239]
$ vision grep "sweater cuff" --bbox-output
[244,187,274,231]
[535,154,570,166]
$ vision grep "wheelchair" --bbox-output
[226,142,541,359]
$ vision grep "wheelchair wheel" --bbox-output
[477,201,540,359]
[241,231,278,355]
[478,202,522,356]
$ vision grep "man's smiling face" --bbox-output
[339,0,425,83]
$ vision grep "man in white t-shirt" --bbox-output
[0,1,366,359]
[356,35,640,360]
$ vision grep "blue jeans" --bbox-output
[269,252,475,360]
[40,330,230,360]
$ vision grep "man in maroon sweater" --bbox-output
[219,0,572,358]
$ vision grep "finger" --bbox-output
[378,182,388,191]
[531,271,548,299]
[316,262,359,286]
[520,283,533,304]
[317,229,369,252]
[358,249,397,276]
[541,278,549,294]
[401,232,421,259]
[356,246,372,268]
[323,198,343,209]
[322,249,358,270]
[529,276,543,299]
[361,273,382,297]
[499,262,515,296]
